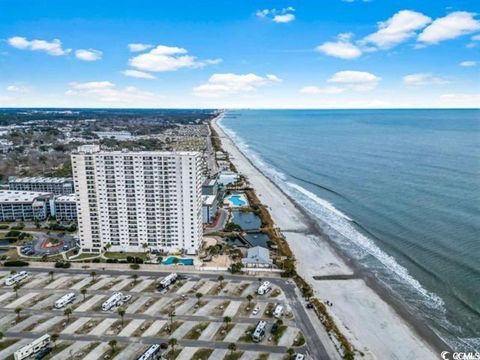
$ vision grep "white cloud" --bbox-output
[273,14,295,23]
[300,86,344,94]
[128,43,153,52]
[7,36,71,56]
[327,70,381,91]
[122,69,156,79]
[75,49,102,61]
[66,81,162,104]
[418,12,480,44]
[256,7,295,23]
[193,73,281,97]
[362,10,431,49]
[6,85,31,93]
[472,34,480,41]
[316,33,362,59]
[128,44,218,72]
[403,73,449,85]
[460,60,477,67]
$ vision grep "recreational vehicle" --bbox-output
[14,334,51,360]
[157,273,177,290]
[137,344,161,360]
[54,292,76,309]
[5,271,29,286]
[273,304,284,318]
[257,281,271,295]
[252,320,267,342]
[102,292,124,311]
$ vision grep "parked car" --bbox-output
[34,346,52,360]
[306,303,313,309]
[271,322,279,333]
[252,306,260,315]
[160,342,168,349]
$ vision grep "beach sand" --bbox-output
[212,117,439,360]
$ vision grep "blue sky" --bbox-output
[0,0,479,108]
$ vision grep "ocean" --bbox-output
[219,109,480,351]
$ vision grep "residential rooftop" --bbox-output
[0,190,52,203]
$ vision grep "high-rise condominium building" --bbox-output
[71,145,204,254]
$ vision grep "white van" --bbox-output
[273,304,284,318]
[54,292,76,309]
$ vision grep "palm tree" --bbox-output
[246,294,253,307]
[286,348,295,358]
[132,274,139,285]
[117,307,126,327]
[13,284,20,298]
[90,271,96,282]
[104,242,112,253]
[80,288,87,301]
[51,333,59,349]
[195,292,203,305]
[228,342,237,357]
[48,270,54,282]
[168,338,177,352]
[223,316,231,330]
[14,307,22,322]
[168,309,176,333]
[108,339,117,354]
[142,243,149,255]
[64,307,72,323]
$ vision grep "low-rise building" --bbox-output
[54,194,77,221]
[218,171,239,186]
[8,176,74,195]
[242,246,273,268]
[202,195,218,223]
[0,190,54,221]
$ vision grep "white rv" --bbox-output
[14,334,51,360]
[257,281,271,295]
[273,304,284,318]
[158,273,177,290]
[137,344,161,360]
[252,320,267,342]
[102,292,124,311]
[4,271,29,286]
[54,292,76,309]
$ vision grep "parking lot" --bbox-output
[0,268,310,359]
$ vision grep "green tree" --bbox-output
[90,271,96,282]
[108,339,117,354]
[14,307,22,322]
[132,274,139,285]
[13,284,20,298]
[51,333,59,349]
[0,331,3,340]
[223,316,231,330]
[64,307,72,323]
[48,270,54,282]
[246,294,253,307]
[168,338,177,352]
[81,288,87,301]
[117,307,126,327]
[168,309,176,333]
[228,342,237,357]
[286,348,295,358]
[195,292,203,305]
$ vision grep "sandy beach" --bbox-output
[212,117,440,360]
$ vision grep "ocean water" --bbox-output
[219,109,480,351]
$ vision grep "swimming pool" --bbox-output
[227,194,248,207]
[162,256,194,265]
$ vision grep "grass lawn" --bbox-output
[225,351,244,360]
[0,339,18,351]
[238,325,255,343]
[104,251,147,260]
[214,323,235,341]
[192,348,214,360]
[184,322,209,340]
[272,325,288,345]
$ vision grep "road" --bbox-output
[6,266,331,359]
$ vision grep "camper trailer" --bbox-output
[257,281,271,295]
[5,271,29,286]
[273,304,284,318]
[102,292,124,311]
[54,292,76,309]
[14,334,51,360]
[137,344,161,360]
[252,320,267,342]
[157,273,178,290]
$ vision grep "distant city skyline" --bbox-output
[0,0,479,108]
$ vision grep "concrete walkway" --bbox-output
[141,319,166,337]
[51,341,89,360]
[75,294,104,312]
[63,317,90,334]
[82,342,110,360]
[118,319,144,336]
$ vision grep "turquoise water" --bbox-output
[161,256,194,265]
[220,109,480,351]
[228,194,246,206]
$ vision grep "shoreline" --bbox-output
[212,115,450,358]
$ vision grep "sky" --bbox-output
[0,0,479,109]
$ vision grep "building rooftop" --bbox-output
[0,190,52,203]
[74,145,201,157]
[55,194,76,203]
[202,195,217,206]
[8,176,73,184]
[242,246,272,266]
